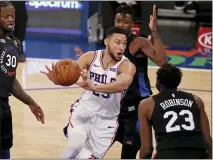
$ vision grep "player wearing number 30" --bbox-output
[138,64,212,159]
[0,2,45,159]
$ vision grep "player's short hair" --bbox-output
[0,1,13,12]
[106,27,128,38]
[115,2,135,19]
[157,64,183,89]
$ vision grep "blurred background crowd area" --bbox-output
[12,1,212,70]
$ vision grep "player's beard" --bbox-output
[1,27,13,36]
[108,45,122,61]
[4,29,12,35]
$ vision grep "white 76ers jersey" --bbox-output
[78,50,128,118]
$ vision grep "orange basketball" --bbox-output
[52,59,81,86]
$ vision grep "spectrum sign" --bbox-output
[26,1,87,36]
[26,1,83,10]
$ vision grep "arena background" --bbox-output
[24,1,212,70]
[9,1,212,158]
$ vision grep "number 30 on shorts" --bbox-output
[164,110,195,133]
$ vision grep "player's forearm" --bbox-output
[151,31,168,66]
[11,78,35,105]
[94,80,130,93]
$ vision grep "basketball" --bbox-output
[52,59,81,86]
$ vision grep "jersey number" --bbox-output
[92,84,110,98]
[6,55,17,67]
[164,110,195,133]
[93,91,110,99]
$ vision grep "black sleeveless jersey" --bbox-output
[151,90,207,151]
[121,33,152,106]
[0,35,21,98]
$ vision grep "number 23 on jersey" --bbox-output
[164,110,195,133]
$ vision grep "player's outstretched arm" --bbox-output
[11,78,45,124]
[138,98,154,159]
[140,36,167,67]
[132,4,167,67]
[147,4,167,66]
[194,95,212,159]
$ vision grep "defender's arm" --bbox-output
[11,78,45,124]
[138,97,154,159]
[12,78,36,105]
[138,36,167,67]
[194,95,212,159]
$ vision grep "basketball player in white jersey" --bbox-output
[41,27,136,159]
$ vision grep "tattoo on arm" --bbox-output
[12,78,35,105]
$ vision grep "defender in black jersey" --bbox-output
[0,2,44,159]
[138,64,212,159]
[113,3,167,159]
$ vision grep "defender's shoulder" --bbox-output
[193,94,205,109]
[139,97,154,109]
[139,97,155,119]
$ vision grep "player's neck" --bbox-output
[102,50,117,68]
[0,29,10,38]
[160,88,177,92]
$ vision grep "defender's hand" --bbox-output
[29,103,45,124]
[149,4,157,32]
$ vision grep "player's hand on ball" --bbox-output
[76,70,96,91]
[29,103,45,124]
[40,63,59,85]
[74,47,84,58]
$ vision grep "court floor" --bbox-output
[10,59,211,158]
